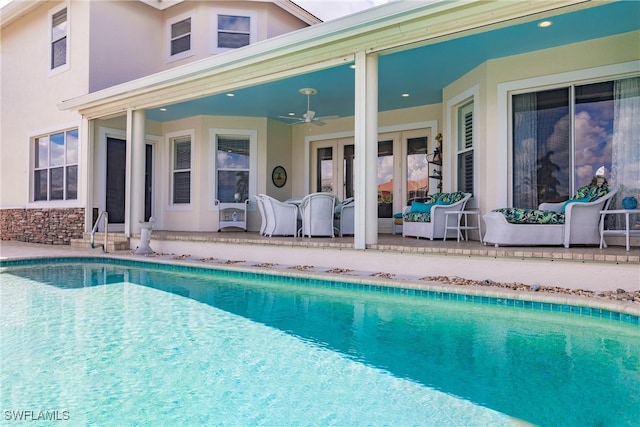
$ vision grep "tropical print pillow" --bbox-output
[431,192,466,205]
[493,208,565,225]
[572,184,608,202]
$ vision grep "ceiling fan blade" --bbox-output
[279,115,304,121]
[313,120,327,126]
[315,115,339,121]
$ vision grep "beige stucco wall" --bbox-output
[443,30,640,215]
[0,0,89,209]
[88,1,164,92]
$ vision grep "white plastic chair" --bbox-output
[261,194,299,237]
[300,192,337,238]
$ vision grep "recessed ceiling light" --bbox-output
[402,93,410,97]
[159,108,167,111]
[226,93,235,97]
[288,112,296,116]
[538,20,553,28]
[350,64,356,69]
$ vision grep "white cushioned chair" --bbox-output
[483,186,617,248]
[260,194,299,237]
[402,192,472,240]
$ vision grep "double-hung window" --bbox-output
[172,137,192,205]
[50,7,68,70]
[168,15,192,60]
[212,11,256,53]
[34,129,78,201]
[511,76,640,209]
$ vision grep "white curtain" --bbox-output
[610,76,640,208]
[512,93,538,208]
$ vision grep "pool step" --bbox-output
[70,233,130,251]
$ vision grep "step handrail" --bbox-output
[91,211,108,252]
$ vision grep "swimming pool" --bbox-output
[1,258,639,426]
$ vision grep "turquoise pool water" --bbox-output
[1,259,639,426]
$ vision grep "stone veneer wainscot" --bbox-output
[0,208,84,245]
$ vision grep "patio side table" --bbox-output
[444,209,483,243]
[599,209,640,251]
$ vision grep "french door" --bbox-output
[310,129,432,222]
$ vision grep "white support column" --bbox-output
[80,116,93,233]
[125,108,146,236]
[353,51,379,249]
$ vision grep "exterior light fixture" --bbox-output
[538,20,553,28]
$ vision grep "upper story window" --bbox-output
[167,14,193,61]
[212,10,257,53]
[50,7,68,71]
[217,15,250,48]
[34,129,78,201]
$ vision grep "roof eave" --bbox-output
[58,0,600,117]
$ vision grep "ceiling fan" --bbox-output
[279,88,338,126]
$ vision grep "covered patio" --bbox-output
[59,0,640,253]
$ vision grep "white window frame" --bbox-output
[167,130,194,209]
[29,126,80,206]
[48,4,69,75]
[497,61,639,207]
[211,9,257,54]
[209,128,257,210]
[446,85,478,205]
[167,12,194,62]
[457,101,474,195]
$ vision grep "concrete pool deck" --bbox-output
[1,240,638,319]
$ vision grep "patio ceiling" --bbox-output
[88,1,640,124]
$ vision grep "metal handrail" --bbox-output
[90,211,108,252]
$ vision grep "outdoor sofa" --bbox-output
[402,192,472,240]
[483,185,617,248]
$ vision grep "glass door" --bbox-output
[310,137,354,200]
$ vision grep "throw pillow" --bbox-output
[411,201,433,213]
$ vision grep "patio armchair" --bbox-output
[254,195,269,236]
[402,192,472,240]
[483,185,617,248]
[300,192,337,238]
[334,198,355,237]
[260,194,299,237]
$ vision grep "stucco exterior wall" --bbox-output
[0,0,88,209]
[88,1,164,92]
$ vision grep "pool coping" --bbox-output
[2,253,638,325]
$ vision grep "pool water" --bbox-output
[1,261,639,426]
